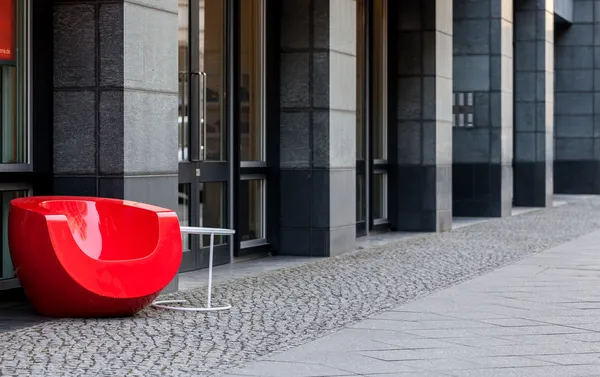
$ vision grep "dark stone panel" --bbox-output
[279,229,312,256]
[279,169,313,228]
[53,4,96,88]
[99,91,125,174]
[280,52,310,108]
[514,161,552,207]
[53,177,97,196]
[554,161,600,194]
[392,165,448,232]
[53,91,97,174]
[394,165,427,212]
[312,0,330,49]
[98,177,124,199]
[99,3,124,87]
[453,163,508,217]
[280,0,310,50]
[312,52,330,108]
[310,169,331,229]
[394,210,438,232]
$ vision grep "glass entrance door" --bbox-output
[356,0,390,236]
[177,0,230,272]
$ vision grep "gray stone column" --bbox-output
[513,0,554,207]
[391,0,453,232]
[554,0,599,193]
[52,1,179,291]
[52,1,178,211]
[278,0,356,256]
[452,0,513,217]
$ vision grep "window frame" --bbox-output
[0,0,32,171]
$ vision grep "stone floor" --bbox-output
[2,196,600,376]
[226,227,600,377]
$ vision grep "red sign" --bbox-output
[0,0,15,62]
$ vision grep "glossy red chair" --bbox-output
[8,196,182,318]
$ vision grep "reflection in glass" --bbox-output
[356,0,366,161]
[177,0,189,161]
[373,0,388,160]
[357,173,365,223]
[0,1,28,164]
[177,184,191,250]
[373,173,387,220]
[200,182,226,247]
[240,180,265,242]
[200,0,226,161]
[1,190,28,280]
[240,0,265,162]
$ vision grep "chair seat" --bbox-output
[8,196,182,318]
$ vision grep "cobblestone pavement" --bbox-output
[226,228,600,377]
[3,198,600,376]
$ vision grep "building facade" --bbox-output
[0,0,590,291]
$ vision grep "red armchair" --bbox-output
[8,196,182,318]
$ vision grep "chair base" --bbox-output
[151,299,232,312]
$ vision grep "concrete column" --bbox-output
[278,0,356,256]
[452,0,513,217]
[513,0,554,207]
[52,1,178,210]
[390,0,453,232]
[554,0,599,193]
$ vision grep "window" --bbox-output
[239,0,267,250]
[240,178,265,246]
[240,0,266,163]
[0,189,29,281]
[0,0,29,167]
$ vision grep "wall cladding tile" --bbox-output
[53,91,96,174]
[53,4,96,88]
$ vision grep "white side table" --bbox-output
[152,226,236,312]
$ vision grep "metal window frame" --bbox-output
[0,0,32,170]
[0,183,33,290]
[239,174,267,248]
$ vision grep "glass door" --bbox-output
[356,0,389,236]
[178,0,230,272]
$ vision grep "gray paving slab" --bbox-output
[3,197,600,376]
[228,213,600,376]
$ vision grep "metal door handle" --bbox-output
[201,72,207,161]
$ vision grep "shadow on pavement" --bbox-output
[0,289,48,332]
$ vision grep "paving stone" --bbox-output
[3,198,600,376]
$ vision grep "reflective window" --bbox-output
[373,0,388,161]
[200,0,226,161]
[240,179,265,242]
[240,0,265,162]
[0,0,29,164]
[177,0,190,161]
[200,182,227,247]
[373,172,387,221]
[0,190,28,280]
[356,0,366,161]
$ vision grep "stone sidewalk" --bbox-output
[3,197,600,376]
[225,229,600,377]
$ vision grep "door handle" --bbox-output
[191,72,207,161]
[201,72,207,161]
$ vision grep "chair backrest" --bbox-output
[40,199,160,261]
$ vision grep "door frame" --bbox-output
[356,0,390,237]
[178,0,234,272]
